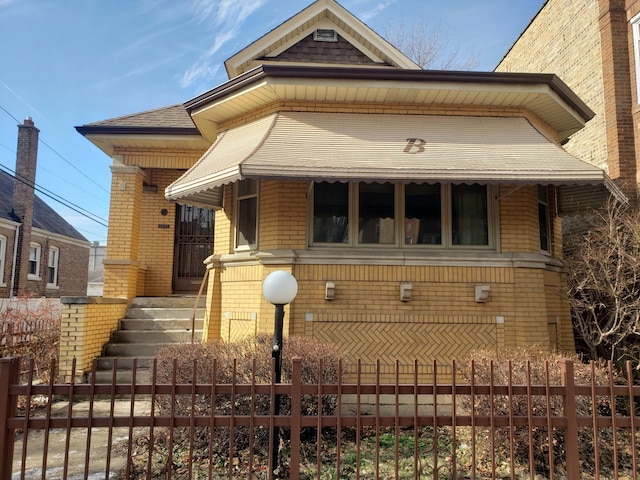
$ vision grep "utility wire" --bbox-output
[0,163,109,228]
[0,104,109,194]
[2,142,109,206]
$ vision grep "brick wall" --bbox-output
[203,177,574,377]
[59,297,128,381]
[498,0,640,197]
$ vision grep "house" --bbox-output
[66,0,621,382]
[497,0,640,204]
[0,118,90,299]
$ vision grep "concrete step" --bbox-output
[119,318,204,331]
[90,367,152,385]
[110,329,200,344]
[124,307,204,320]
[96,357,154,371]
[103,343,177,358]
[130,296,205,309]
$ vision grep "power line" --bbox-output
[0,104,109,194]
[1,142,109,207]
[0,163,109,228]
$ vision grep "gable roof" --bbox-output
[0,169,88,242]
[224,0,419,78]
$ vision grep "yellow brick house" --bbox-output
[68,0,621,381]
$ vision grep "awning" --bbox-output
[165,111,623,209]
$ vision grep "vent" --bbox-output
[313,29,338,42]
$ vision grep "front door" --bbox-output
[173,205,214,292]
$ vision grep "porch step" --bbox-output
[92,296,205,384]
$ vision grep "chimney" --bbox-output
[13,117,39,222]
[13,117,39,296]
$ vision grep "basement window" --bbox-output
[313,29,338,42]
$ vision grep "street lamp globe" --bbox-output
[262,270,298,305]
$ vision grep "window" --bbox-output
[633,14,640,102]
[235,179,258,250]
[538,185,551,253]
[28,243,41,279]
[0,235,6,285]
[311,182,493,249]
[47,246,59,287]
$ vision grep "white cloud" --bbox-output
[357,1,396,22]
[180,0,267,87]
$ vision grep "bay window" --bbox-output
[311,182,493,249]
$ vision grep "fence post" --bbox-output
[290,357,302,479]
[0,357,20,479]
[560,358,579,480]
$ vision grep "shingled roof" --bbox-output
[76,104,198,134]
[0,170,88,242]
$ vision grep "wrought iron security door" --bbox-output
[173,205,214,292]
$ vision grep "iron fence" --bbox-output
[0,356,638,479]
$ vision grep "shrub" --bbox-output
[0,296,61,382]
[153,334,344,463]
[455,347,615,478]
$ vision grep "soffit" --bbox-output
[187,67,592,143]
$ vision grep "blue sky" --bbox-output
[0,0,544,244]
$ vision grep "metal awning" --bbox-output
[165,111,623,210]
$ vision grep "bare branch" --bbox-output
[382,15,478,70]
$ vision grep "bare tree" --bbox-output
[565,199,640,371]
[382,16,478,70]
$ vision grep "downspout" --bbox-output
[9,224,20,299]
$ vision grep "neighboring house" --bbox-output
[68,0,620,382]
[497,0,640,204]
[0,118,90,298]
[87,241,105,296]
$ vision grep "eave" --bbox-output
[184,65,594,143]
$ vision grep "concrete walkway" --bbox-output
[12,398,151,479]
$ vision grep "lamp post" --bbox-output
[262,270,298,474]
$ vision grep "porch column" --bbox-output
[103,162,145,298]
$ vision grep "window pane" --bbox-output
[405,183,441,245]
[359,182,395,244]
[451,184,488,246]
[538,186,550,252]
[313,182,349,243]
[236,197,257,248]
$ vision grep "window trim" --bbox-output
[309,182,497,251]
[538,185,551,254]
[631,12,640,104]
[47,246,59,288]
[234,179,259,251]
[0,235,6,286]
[28,242,41,280]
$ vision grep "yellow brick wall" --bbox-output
[203,177,574,381]
[104,166,144,298]
[59,298,128,381]
[138,169,183,296]
[496,0,608,173]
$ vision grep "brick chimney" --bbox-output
[13,117,39,295]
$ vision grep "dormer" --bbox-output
[224,0,419,78]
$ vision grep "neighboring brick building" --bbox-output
[69,0,620,382]
[497,0,640,202]
[0,118,90,298]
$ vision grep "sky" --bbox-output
[0,0,544,245]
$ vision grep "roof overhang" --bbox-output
[74,126,210,156]
[185,65,594,143]
[166,111,622,210]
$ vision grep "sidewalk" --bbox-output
[12,398,151,479]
